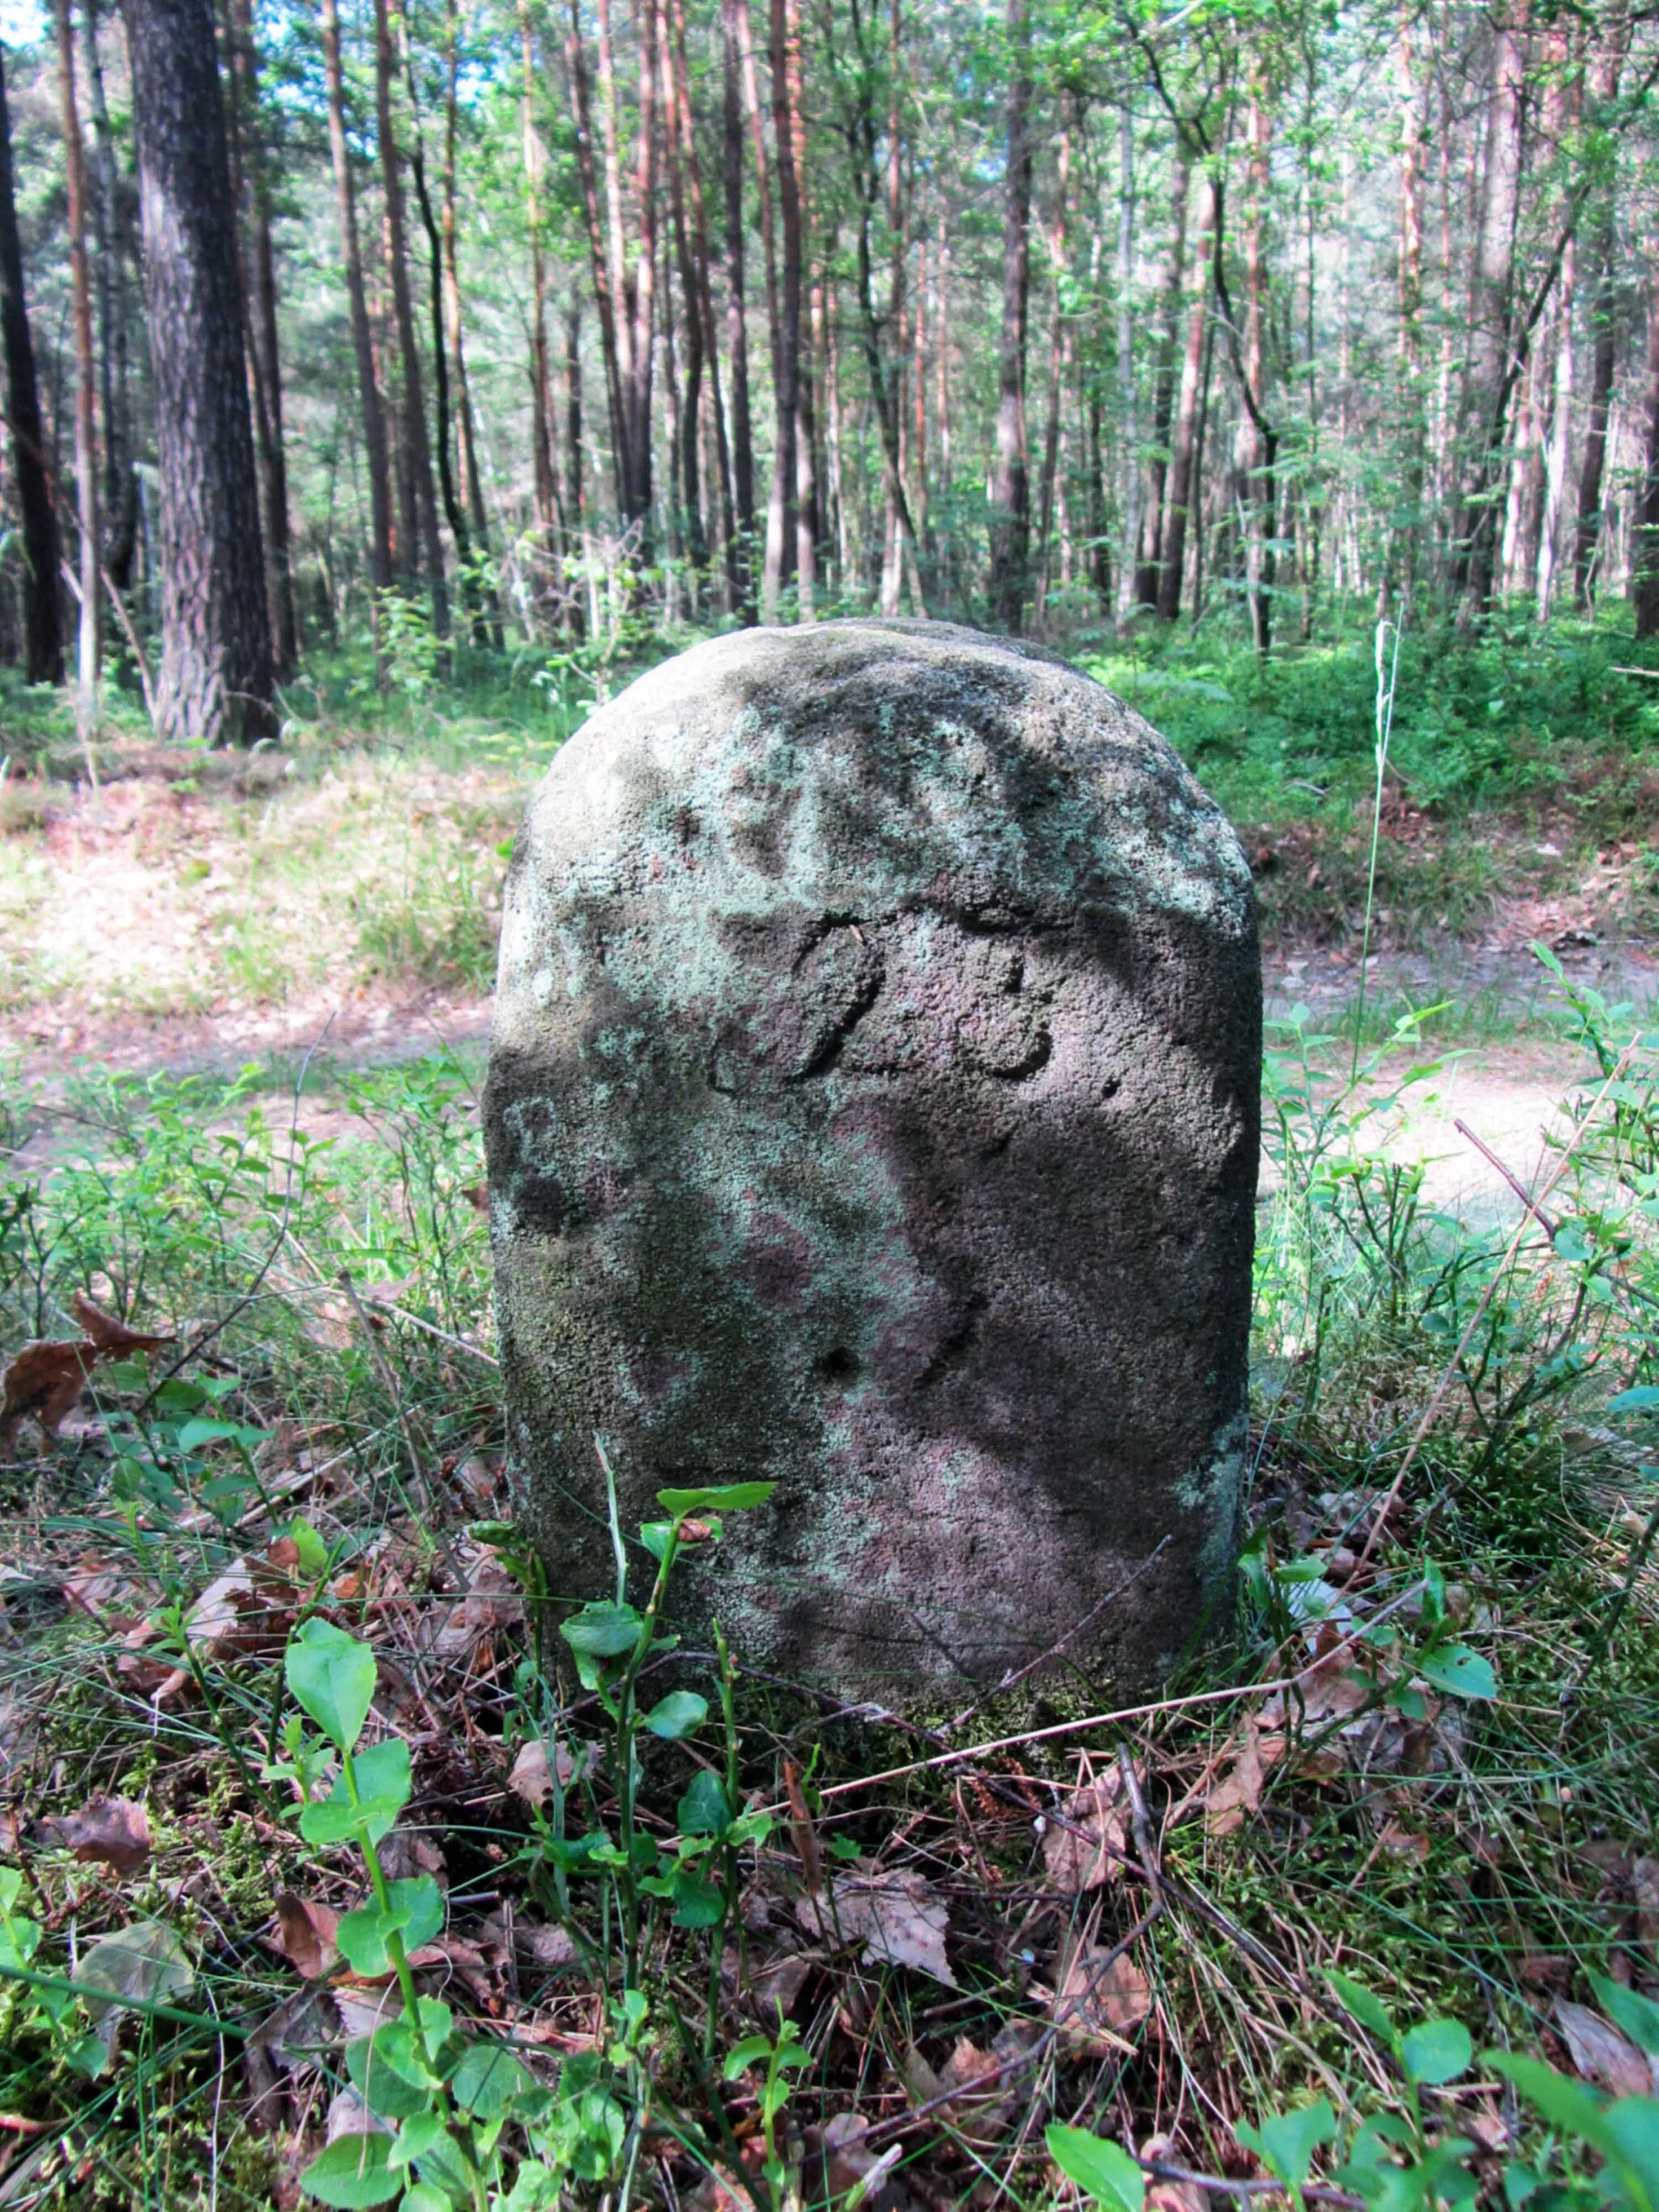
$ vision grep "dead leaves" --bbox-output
[1042,1766,1132,1892]
[2,1294,173,1452]
[268,1894,341,1982]
[1,1340,99,1451]
[70,1293,174,1360]
[37,1796,151,1876]
[1045,1941,1152,2058]
[1555,1999,1659,2098]
[797,1872,957,1987]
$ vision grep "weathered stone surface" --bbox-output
[484,620,1260,1699]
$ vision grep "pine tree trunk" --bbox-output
[765,0,800,615]
[375,0,448,634]
[0,44,62,682]
[669,0,736,610]
[321,0,392,597]
[126,0,274,743]
[1574,7,1629,607]
[58,0,100,722]
[1115,104,1137,619]
[1456,3,1528,612]
[1158,156,1217,625]
[83,0,136,588]
[722,0,756,616]
[1633,284,1659,634]
[521,0,561,624]
[226,0,297,675]
[1137,150,1188,610]
[986,0,1032,633]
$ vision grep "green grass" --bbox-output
[0,979,1657,2204]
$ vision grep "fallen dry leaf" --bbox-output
[269,1893,341,1982]
[797,1871,956,1986]
[1051,1942,1151,2057]
[820,2113,906,2210]
[507,1738,577,1812]
[69,1293,174,1359]
[40,1796,150,1876]
[1375,1818,1431,1863]
[1205,1720,1286,1836]
[423,1554,522,1664]
[1555,2000,1654,2098]
[1043,1767,1132,1892]
[1,1340,99,1451]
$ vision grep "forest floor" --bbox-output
[3,642,1659,2209]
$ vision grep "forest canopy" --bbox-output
[0,0,1648,741]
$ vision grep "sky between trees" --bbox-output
[0,0,1650,745]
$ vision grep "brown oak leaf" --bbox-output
[269,1893,341,1982]
[41,1796,151,1875]
[1,1340,99,1451]
[69,1294,174,1359]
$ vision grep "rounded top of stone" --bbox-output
[502,620,1252,1010]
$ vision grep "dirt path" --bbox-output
[5,935,1653,1226]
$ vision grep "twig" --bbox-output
[1453,1119,1559,1239]
[1117,1742,1162,1907]
[946,1539,1171,1734]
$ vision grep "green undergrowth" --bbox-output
[1081,610,1659,945]
[1,976,1659,2204]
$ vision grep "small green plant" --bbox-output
[277,1473,779,2209]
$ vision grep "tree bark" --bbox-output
[1634,286,1659,632]
[321,0,392,597]
[1454,2,1528,611]
[1158,156,1217,625]
[0,43,63,683]
[1574,8,1629,606]
[81,0,136,588]
[763,0,800,614]
[375,0,448,634]
[226,0,297,676]
[520,0,561,622]
[722,0,756,616]
[1137,150,1188,610]
[669,0,736,610]
[58,0,100,721]
[986,0,1032,633]
[125,0,274,743]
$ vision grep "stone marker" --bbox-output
[485,620,1260,1700]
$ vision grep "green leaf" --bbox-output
[1593,1974,1659,2060]
[1235,2101,1337,2189]
[299,2133,402,2208]
[1609,1387,1659,1413]
[347,2033,430,2120]
[669,1870,726,1929]
[1601,2097,1659,2212]
[1401,2018,1473,2086]
[299,1741,412,1850]
[450,2038,535,2120]
[1417,1644,1497,1701]
[642,1691,708,1740]
[386,2112,450,2173]
[1046,2127,1145,2212]
[287,1519,332,1579]
[677,1771,731,1837]
[638,1521,675,1562]
[559,1602,644,1659]
[1487,2055,1612,2151]
[287,1620,379,1753]
[1328,1972,1396,2044]
[336,1880,443,1979]
[395,2187,451,2212]
[655,1481,776,1515]
[723,2035,776,2080]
